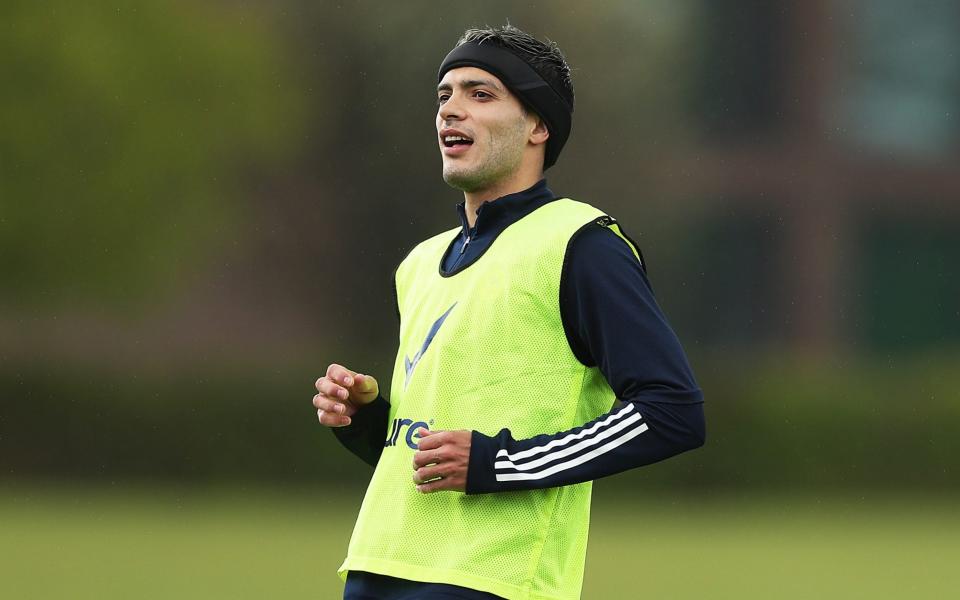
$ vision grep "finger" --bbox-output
[316,374,348,394]
[316,377,350,401]
[412,463,447,485]
[326,363,358,387]
[412,448,444,469]
[317,409,352,427]
[312,393,348,414]
[416,429,447,451]
[415,478,452,493]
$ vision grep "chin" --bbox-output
[442,165,484,192]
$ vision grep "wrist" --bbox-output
[465,429,502,494]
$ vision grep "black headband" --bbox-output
[438,41,572,170]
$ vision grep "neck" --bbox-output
[462,164,543,229]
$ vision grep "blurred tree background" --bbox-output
[3,0,956,489]
[1,0,958,597]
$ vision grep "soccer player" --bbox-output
[313,24,705,600]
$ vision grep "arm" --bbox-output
[466,399,703,492]
[467,225,705,493]
[331,394,391,467]
[313,365,388,468]
[464,222,705,493]
[412,222,704,494]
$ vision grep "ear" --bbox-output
[528,114,550,146]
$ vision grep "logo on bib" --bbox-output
[384,418,432,449]
[404,301,457,390]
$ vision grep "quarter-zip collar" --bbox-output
[442,179,558,276]
[455,178,554,240]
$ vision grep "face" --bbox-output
[436,66,535,192]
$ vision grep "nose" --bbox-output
[438,91,465,122]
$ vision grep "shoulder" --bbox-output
[550,199,637,252]
[563,220,651,296]
[566,210,645,268]
[518,198,611,254]
[571,221,634,253]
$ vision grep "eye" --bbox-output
[437,93,450,105]
[473,90,491,99]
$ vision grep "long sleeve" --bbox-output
[332,394,391,467]
[466,222,705,494]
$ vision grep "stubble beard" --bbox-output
[441,117,527,193]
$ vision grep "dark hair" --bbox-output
[456,24,575,112]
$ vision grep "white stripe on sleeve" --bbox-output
[495,403,636,462]
[494,422,650,482]
[494,411,644,472]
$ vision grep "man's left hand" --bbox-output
[412,428,472,493]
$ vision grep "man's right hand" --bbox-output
[313,363,379,427]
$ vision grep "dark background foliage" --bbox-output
[3,0,958,491]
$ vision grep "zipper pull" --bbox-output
[459,234,472,255]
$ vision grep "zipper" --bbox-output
[459,233,472,255]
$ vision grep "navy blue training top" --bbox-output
[336,179,705,599]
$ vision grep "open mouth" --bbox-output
[442,135,474,148]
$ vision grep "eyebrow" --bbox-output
[437,78,505,93]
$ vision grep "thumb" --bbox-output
[355,373,376,393]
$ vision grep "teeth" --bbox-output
[444,135,471,143]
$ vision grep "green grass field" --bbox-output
[1,485,957,599]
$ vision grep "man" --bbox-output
[313,25,705,600]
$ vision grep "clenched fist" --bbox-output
[313,363,379,427]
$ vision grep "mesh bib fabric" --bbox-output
[338,199,636,600]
